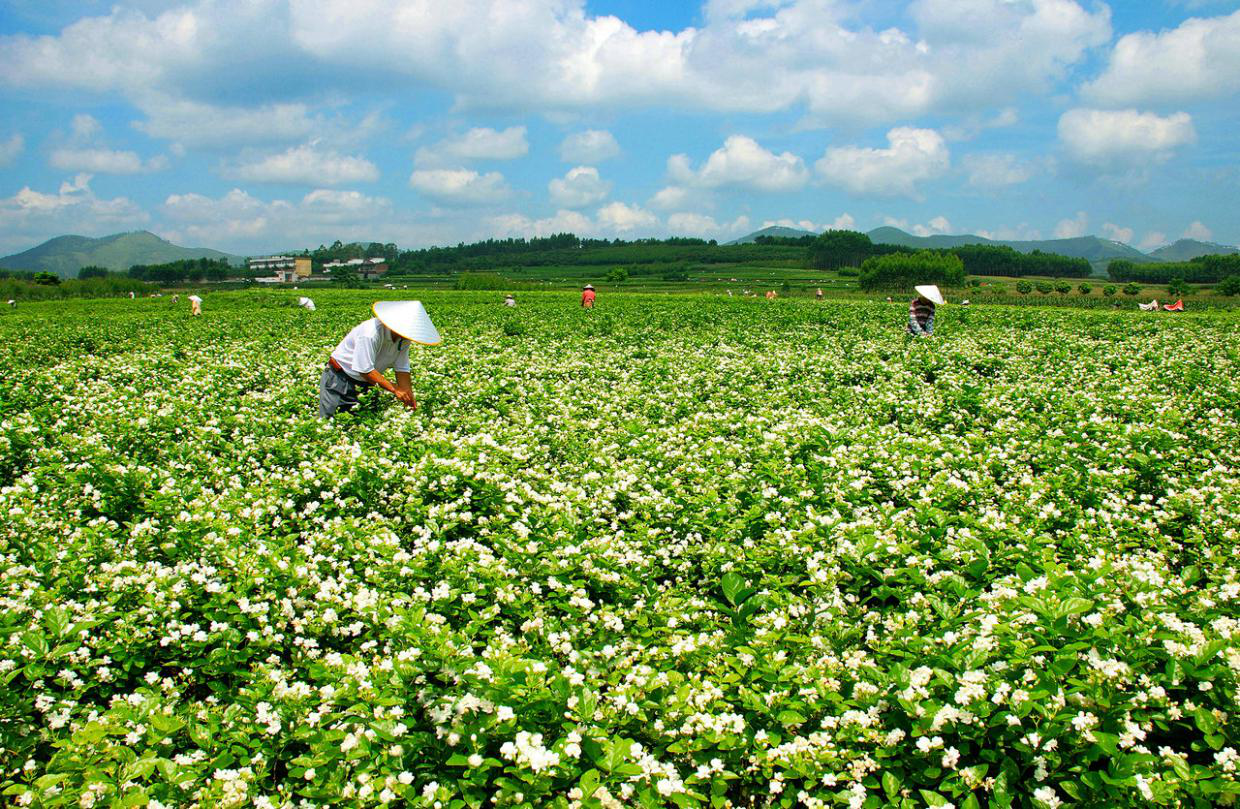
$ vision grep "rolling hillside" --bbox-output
[0,231,241,277]
[727,226,817,245]
[866,227,1159,271]
[1148,239,1240,262]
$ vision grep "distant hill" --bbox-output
[0,231,242,277]
[727,225,818,245]
[866,227,1159,273]
[1148,239,1240,262]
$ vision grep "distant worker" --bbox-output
[815,287,824,300]
[7,299,14,307]
[1138,299,1159,311]
[504,294,516,307]
[188,294,203,316]
[320,301,440,419]
[129,291,136,299]
[171,294,179,304]
[298,296,316,311]
[961,299,970,306]
[765,290,777,300]
[581,284,596,309]
[1164,299,1184,312]
[908,285,944,338]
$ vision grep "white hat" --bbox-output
[298,296,316,310]
[583,284,594,290]
[915,285,945,305]
[373,300,441,345]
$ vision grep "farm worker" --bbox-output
[188,294,203,316]
[908,284,944,337]
[1163,299,1184,312]
[298,296,316,311]
[320,300,440,419]
[504,294,516,307]
[129,291,135,299]
[581,284,596,308]
[815,288,824,300]
[1138,299,1159,311]
[7,299,14,307]
[171,294,179,304]
[765,290,777,300]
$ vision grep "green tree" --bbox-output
[857,250,964,291]
[331,266,363,288]
[1167,275,1191,297]
[1216,275,1240,296]
[1103,284,1117,297]
[1077,283,1092,295]
[808,230,873,270]
[78,265,108,280]
[1036,281,1053,295]
[1054,280,1072,294]
[1123,282,1141,296]
[32,272,61,286]
[606,267,629,282]
[1016,280,1033,295]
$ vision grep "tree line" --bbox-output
[807,231,1090,278]
[1108,254,1240,284]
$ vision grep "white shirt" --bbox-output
[188,295,202,303]
[331,318,411,381]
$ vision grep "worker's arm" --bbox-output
[394,371,416,409]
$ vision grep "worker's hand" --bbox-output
[394,389,417,409]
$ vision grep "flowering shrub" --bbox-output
[0,291,1238,808]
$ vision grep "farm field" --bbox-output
[1,291,1239,808]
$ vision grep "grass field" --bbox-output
[1,291,1238,808]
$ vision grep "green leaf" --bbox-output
[777,710,806,726]
[1194,708,1217,736]
[1060,597,1093,616]
[882,772,900,799]
[579,768,600,798]
[720,573,751,607]
[919,790,950,807]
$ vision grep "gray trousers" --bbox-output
[319,363,372,418]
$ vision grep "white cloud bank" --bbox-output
[225,144,379,185]
[963,153,1035,189]
[1058,109,1196,170]
[669,135,808,193]
[408,168,510,205]
[816,127,949,199]
[1082,9,1240,106]
[0,173,148,254]
[415,126,529,167]
[548,166,610,208]
[559,130,620,163]
[0,0,1112,134]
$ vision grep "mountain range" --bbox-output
[731,226,1238,272]
[0,231,242,277]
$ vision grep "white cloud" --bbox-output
[1058,108,1196,169]
[913,216,953,237]
[488,209,595,239]
[0,134,24,167]
[1138,231,1166,250]
[667,212,750,239]
[414,126,528,167]
[975,223,1043,241]
[0,173,148,254]
[816,127,949,199]
[133,96,325,149]
[1082,10,1240,106]
[1101,223,1134,244]
[669,135,808,193]
[49,147,167,174]
[71,113,102,140]
[160,186,411,250]
[0,1,1110,131]
[1184,221,1213,240]
[963,152,1035,189]
[559,130,620,163]
[225,144,379,185]
[648,185,700,212]
[1054,211,1088,239]
[597,201,658,233]
[409,168,510,205]
[548,166,611,208]
[943,107,1018,142]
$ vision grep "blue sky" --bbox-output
[0,0,1238,256]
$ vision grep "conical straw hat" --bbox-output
[372,300,441,345]
[914,285,945,305]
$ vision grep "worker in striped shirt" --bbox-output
[908,284,944,337]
